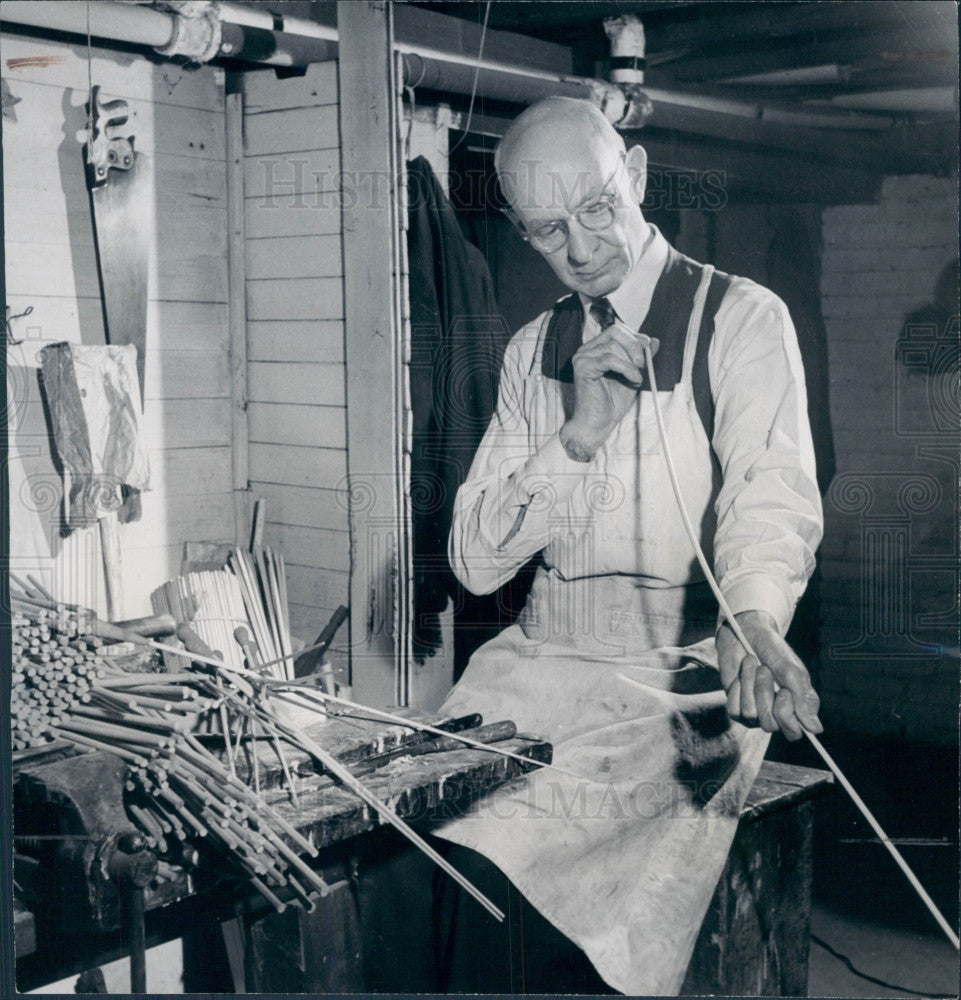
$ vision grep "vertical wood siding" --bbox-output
[241,62,350,653]
[3,34,232,616]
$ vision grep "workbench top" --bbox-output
[13,705,551,958]
[740,758,833,820]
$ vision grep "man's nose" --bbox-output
[566,221,595,265]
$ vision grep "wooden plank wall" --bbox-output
[3,34,233,616]
[241,62,351,660]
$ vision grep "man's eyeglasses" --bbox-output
[503,157,625,254]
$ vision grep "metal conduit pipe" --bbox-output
[0,1,895,131]
[400,50,591,103]
[0,0,176,48]
[643,85,893,130]
[218,1,338,42]
[398,51,642,127]
[218,21,337,66]
[0,0,337,67]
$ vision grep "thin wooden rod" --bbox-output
[267,715,504,922]
[642,341,960,952]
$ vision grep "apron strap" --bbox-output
[680,264,715,385]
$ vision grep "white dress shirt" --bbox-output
[448,226,823,634]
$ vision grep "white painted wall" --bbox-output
[4,33,233,616]
[241,61,350,683]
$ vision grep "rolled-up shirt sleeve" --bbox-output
[710,283,824,634]
[449,331,589,595]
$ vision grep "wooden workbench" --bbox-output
[14,722,830,995]
[682,759,833,996]
[13,707,550,992]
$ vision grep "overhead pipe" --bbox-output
[0,0,176,48]
[723,64,853,87]
[398,51,648,129]
[217,1,338,41]
[0,1,897,131]
[396,13,892,132]
[644,85,894,130]
[816,86,957,113]
[0,0,336,67]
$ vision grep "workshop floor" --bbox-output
[775,731,959,1000]
[808,903,959,998]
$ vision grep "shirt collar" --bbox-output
[578,224,670,332]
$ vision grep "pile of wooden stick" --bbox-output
[227,546,293,680]
[10,583,504,919]
[11,601,329,910]
[11,603,108,752]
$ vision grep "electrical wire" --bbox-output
[638,339,960,952]
[85,1,93,131]
[811,934,956,998]
[448,0,491,156]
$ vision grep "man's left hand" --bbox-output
[716,610,823,741]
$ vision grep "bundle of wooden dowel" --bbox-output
[151,549,293,682]
[11,605,109,752]
[226,546,293,680]
[10,580,506,920]
[152,570,249,672]
[11,601,330,911]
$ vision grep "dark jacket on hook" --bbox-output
[406,156,519,666]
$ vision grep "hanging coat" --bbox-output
[406,157,523,662]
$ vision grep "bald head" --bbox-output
[495,98,628,207]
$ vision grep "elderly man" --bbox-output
[430,97,824,995]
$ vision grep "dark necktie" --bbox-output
[590,296,642,389]
[590,296,617,330]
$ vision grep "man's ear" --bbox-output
[625,144,648,205]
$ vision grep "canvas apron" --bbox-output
[434,267,771,995]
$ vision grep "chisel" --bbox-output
[346,721,517,777]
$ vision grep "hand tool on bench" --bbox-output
[176,623,224,662]
[294,605,349,681]
[113,613,177,639]
[327,713,484,770]
[345,721,518,778]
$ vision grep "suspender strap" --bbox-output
[541,261,734,440]
[680,264,715,383]
[691,267,734,442]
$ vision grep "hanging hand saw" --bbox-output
[85,85,150,410]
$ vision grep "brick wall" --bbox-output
[819,175,958,743]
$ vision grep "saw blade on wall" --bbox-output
[85,85,150,410]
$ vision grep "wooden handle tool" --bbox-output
[114,613,177,638]
[233,626,264,672]
[294,605,348,679]
[348,721,517,777]
[175,623,223,662]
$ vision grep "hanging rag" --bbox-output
[39,342,149,528]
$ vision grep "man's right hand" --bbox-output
[559,322,658,462]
